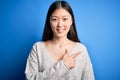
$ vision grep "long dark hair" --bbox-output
[42,1,80,42]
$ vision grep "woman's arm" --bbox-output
[25,43,69,80]
[81,45,95,80]
[25,59,69,80]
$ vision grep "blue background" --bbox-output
[0,0,120,80]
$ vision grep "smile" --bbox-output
[56,28,65,33]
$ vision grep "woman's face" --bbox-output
[50,7,73,38]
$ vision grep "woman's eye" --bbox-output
[51,18,57,21]
[63,18,68,21]
[53,19,57,20]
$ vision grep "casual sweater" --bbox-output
[25,42,95,80]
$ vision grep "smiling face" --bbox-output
[50,7,73,38]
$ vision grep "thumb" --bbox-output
[64,48,69,56]
[65,48,69,53]
[61,48,68,60]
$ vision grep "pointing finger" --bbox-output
[72,52,81,58]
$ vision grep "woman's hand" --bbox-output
[62,49,80,69]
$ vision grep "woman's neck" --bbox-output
[51,37,70,47]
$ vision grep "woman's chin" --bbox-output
[55,33,66,38]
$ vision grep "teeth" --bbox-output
[57,29,64,33]
[57,29,63,31]
[56,27,65,33]
[57,27,65,30]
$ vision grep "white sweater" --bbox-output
[25,42,95,80]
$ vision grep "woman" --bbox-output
[25,1,95,80]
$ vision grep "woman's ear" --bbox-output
[71,19,73,26]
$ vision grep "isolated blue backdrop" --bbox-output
[0,0,120,80]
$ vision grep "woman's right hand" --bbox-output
[62,49,80,69]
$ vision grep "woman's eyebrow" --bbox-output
[50,16,58,18]
[51,15,70,18]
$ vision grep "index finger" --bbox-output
[72,52,81,58]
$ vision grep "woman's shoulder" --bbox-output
[74,42,89,53]
[75,42,89,57]
[33,41,44,46]
[76,42,87,49]
[31,41,46,49]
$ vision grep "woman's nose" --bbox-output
[58,19,63,27]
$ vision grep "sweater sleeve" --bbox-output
[81,45,95,80]
[25,43,70,80]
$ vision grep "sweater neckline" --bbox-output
[42,42,78,63]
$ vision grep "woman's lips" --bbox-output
[56,27,65,33]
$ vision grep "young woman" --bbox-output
[25,1,95,80]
